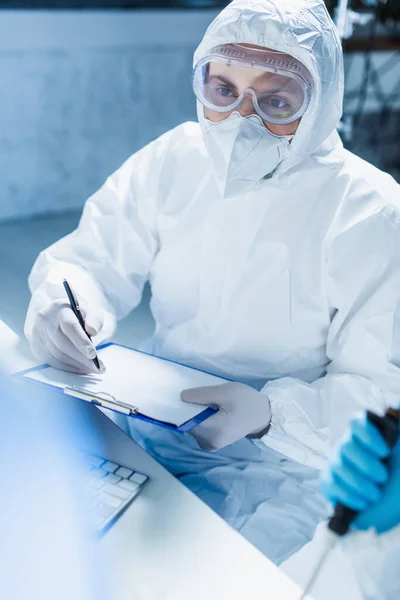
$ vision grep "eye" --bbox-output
[267,97,288,109]
[217,86,234,98]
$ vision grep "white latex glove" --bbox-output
[26,298,110,375]
[181,382,272,451]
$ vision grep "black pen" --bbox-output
[63,279,101,371]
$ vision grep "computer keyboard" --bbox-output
[83,453,148,533]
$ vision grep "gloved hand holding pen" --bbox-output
[321,413,400,534]
[24,270,117,375]
[26,297,107,374]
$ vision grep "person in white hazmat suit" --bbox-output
[25,0,400,575]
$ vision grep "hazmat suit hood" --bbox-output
[194,0,344,176]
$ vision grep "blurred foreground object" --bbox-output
[0,375,108,600]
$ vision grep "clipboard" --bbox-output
[16,342,228,432]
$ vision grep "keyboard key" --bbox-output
[84,487,100,501]
[92,515,106,530]
[87,498,99,512]
[130,472,148,485]
[81,454,149,532]
[115,467,133,479]
[98,493,123,509]
[102,461,119,473]
[119,479,140,492]
[96,504,115,519]
[85,455,105,468]
[104,473,122,485]
[87,478,105,491]
[91,468,106,479]
[103,483,131,500]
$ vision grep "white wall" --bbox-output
[0,10,217,221]
[0,10,398,222]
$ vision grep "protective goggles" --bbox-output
[192,44,313,125]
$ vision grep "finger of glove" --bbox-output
[331,461,381,503]
[181,383,229,407]
[320,472,368,511]
[47,325,101,373]
[190,428,220,452]
[340,439,388,484]
[84,313,105,338]
[78,304,110,341]
[190,410,228,452]
[46,345,105,374]
[353,502,394,533]
[351,416,390,459]
[44,333,98,374]
[48,315,98,364]
[60,307,106,372]
[43,355,93,375]
[30,331,92,375]
[59,308,97,359]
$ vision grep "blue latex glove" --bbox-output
[321,414,400,534]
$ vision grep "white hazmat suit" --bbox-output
[25,0,400,588]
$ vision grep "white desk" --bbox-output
[1,322,307,600]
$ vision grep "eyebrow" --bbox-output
[207,74,239,93]
[258,88,294,97]
[260,78,299,95]
[208,74,298,97]
[260,88,281,95]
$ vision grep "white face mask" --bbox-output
[197,104,292,199]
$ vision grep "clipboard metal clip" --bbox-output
[64,385,138,416]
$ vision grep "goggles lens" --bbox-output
[193,45,313,125]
